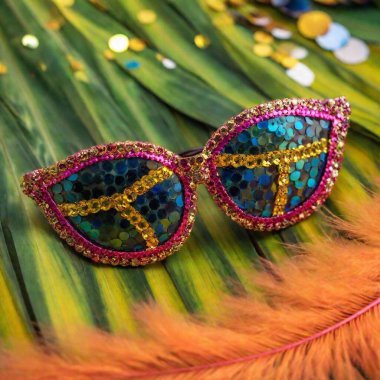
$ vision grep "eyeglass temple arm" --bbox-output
[178,147,203,157]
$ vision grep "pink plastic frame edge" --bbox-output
[202,97,351,231]
[21,141,197,267]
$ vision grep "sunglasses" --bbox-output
[21,97,350,266]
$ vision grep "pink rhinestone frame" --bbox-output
[203,97,350,231]
[22,97,350,267]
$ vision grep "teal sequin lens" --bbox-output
[50,158,184,251]
[218,116,330,217]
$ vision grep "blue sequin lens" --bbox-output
[50,158,184,252]
[216,116,330,217]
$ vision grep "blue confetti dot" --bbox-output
[307,178,316,188]
[295,180,304,189]
[125,60,141,70]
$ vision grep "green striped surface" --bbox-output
[0,0,379,346]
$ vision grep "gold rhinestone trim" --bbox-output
[215,138,328,215]
[58,166,173,249]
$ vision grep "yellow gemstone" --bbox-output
[137,9,157,25]
[253,43,273,58]
[137,221,149,230]
[206,0,226,11]
[297,11,332,39]
[130,215,140,224]
[246,157,257,168]
[91,200,101,213]
[129,38,146,52]
[124,192,135,203]
[194,34,210,49]
[100,197,112,211]
[253,31,273,44]
[134,183,145,193]
[108,34,129,53]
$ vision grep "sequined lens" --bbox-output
[50,158,184,251]
[215,116,330,217]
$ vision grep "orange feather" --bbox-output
[1,194,380,379]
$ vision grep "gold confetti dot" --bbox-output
[253,43,273,57]
[297,11,332,39]
[281,56,298,69]
[253,31,273,44]
[108,34,129,53]
[103,49,115,60]
[89,0,108,11]
[277,42,296,54]
[314,0,338,5]
[137,9,157,25]
[67,55,84,72]
[38,61,48,72]
[46,19,63,31]
[74,70,89,83]
[55,0,75,6]
[155,53,164,61]
[129,38,146,52]
[0,63,8,75]
[194,34,210,49]
[228,0,246,6]
[206,0,226,11]
[21,34,39,49]
[213,13,234,27]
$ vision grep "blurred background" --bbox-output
[0,0,379,346]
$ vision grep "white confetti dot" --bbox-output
[286,62,315,87]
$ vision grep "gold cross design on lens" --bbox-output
[215,138,328,216]
[58,166,173,248]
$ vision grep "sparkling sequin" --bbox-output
[217,116,330,217]
[50,158,184,251]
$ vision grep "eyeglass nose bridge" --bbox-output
[178,148,210,186]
